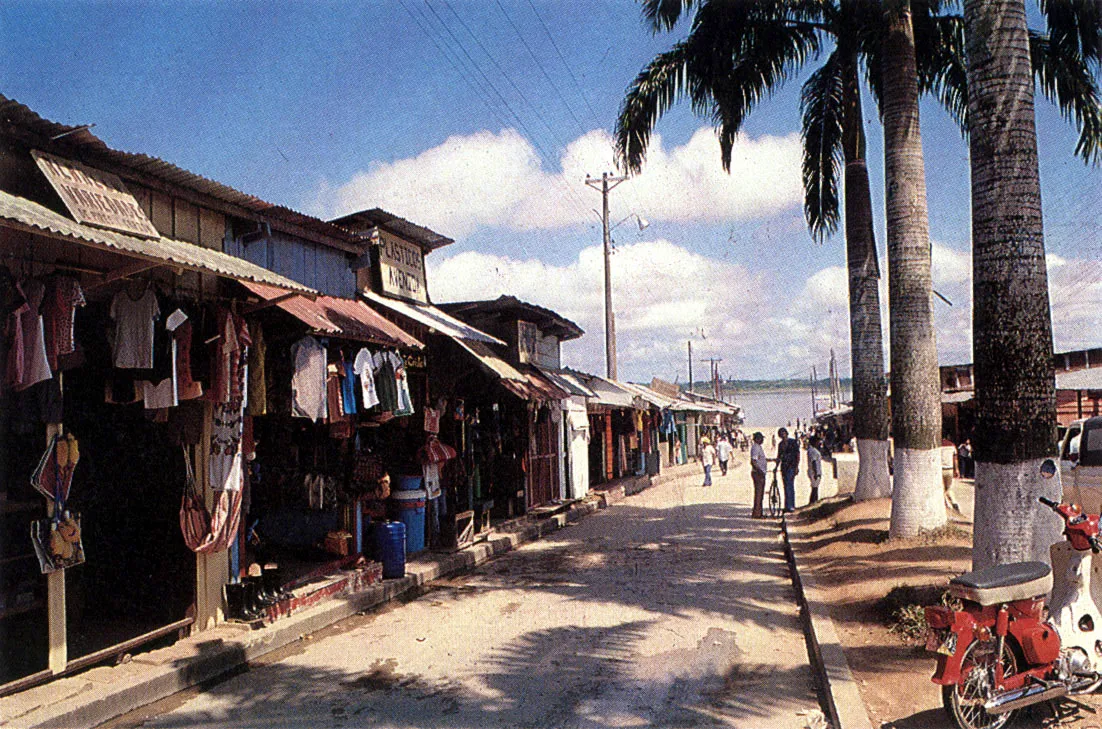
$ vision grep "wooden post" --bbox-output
[45,418,66,674]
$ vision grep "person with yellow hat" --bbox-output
[700,436,717,487]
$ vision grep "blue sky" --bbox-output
[2,1,1098,381]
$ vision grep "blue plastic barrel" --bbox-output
[392,488,427,554]
[398,475,423,492]
[373,521,406,578]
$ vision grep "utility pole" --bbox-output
[586,172,628,380]
[811,365,818,416]
[687,340,693,396]
[699,358,723,400]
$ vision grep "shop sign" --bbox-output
[32,150,160,239]
[517,320,539,364]
[378,231,427,303]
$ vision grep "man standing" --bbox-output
[750,432,767,517]
[700,437,717,487]
[716,435,733,476]
[806,436,823,504]
[776,427,800,512]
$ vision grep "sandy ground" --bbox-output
[104,457,825,729]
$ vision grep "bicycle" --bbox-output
[768,470,782,518]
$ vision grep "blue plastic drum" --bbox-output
[391,487,427,554]
[373,521,406,579]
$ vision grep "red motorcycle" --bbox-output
[925,460,1102,729]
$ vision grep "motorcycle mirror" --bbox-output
[1040,459,1058,479]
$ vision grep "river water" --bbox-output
[735,389,851,428]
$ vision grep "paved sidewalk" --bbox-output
[100,459,820,728]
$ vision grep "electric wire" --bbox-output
[434,0,595,220]
[423,0,595,226]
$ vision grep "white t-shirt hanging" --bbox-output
[352,347,380,409]
[142,309,187,409]
[110,287,160,369]
[422,462,442,499]
[290,335,327,421]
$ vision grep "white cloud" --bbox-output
[429,239,849,381]
[314,127,803,236]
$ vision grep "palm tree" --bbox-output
[616,0,895,502]
[963,0,1099,568]
[882,0,947,538]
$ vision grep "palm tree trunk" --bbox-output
[883,1,947,538]
[964,0,1060,569]
[842,53,892,502]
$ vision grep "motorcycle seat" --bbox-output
[949,561,1052,606]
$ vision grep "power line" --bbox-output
[426,0,596,225]
[494,0,587,136]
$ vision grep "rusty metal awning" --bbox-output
[240,282,423,349]
[0,190,317,295]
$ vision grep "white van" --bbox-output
[1060,416,1102,512]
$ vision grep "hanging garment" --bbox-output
[174,310,203,400]
[339,357,359,415]
[422,462,442,499]
[208,315,250,492]
[291,336,327,421]
[8,279,52,391]
[393,354,414,416]
[372,350,399,412]
[110,286,160,369]
[142,308,187,409]
[42,275,85,371]
[353,347,380,409]
[246,321,267,415]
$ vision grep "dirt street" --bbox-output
[110,458,822,729]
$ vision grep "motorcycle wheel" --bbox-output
[942,637,1020,729]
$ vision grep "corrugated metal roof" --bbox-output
[240,282,423,349]
[0,190,317,295]
[537,367,596,398]
[1057,368,1102,391]
[0,95,362,252]
[563,369,637,408]
[442,296,584,341]
[452,338,527,382]
[330,208,454,252]
[362,290,504,346]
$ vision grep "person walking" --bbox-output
[700,437,716,487]
[716,435,732,477]
[806,436,823,504]
[776,427,800,512]
[750,432,767,517]
[941,437,960,511]
[957,438,973,479]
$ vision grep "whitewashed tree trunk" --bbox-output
[964,0,1060,569]
[883,1,946,537]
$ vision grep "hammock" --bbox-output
[179,447,242,554]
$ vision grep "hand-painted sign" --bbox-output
[378,231,427,303]
[517,320,539,364]
[32,150,159,239]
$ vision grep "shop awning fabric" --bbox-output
[451,339,568,402]
[240,282,423,349]
[0,190,317,295]
[362,290,504,346]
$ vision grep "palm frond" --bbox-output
[913,12,968,132]
[801,50,846,240]
[639,0,698,34]
[1039,0,1102,67]
[617,2,822,174]
[615,44,694,174]
[1030,30,1102,164]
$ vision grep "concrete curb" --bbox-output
[1,498,610,729]
[783,515,874,729]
